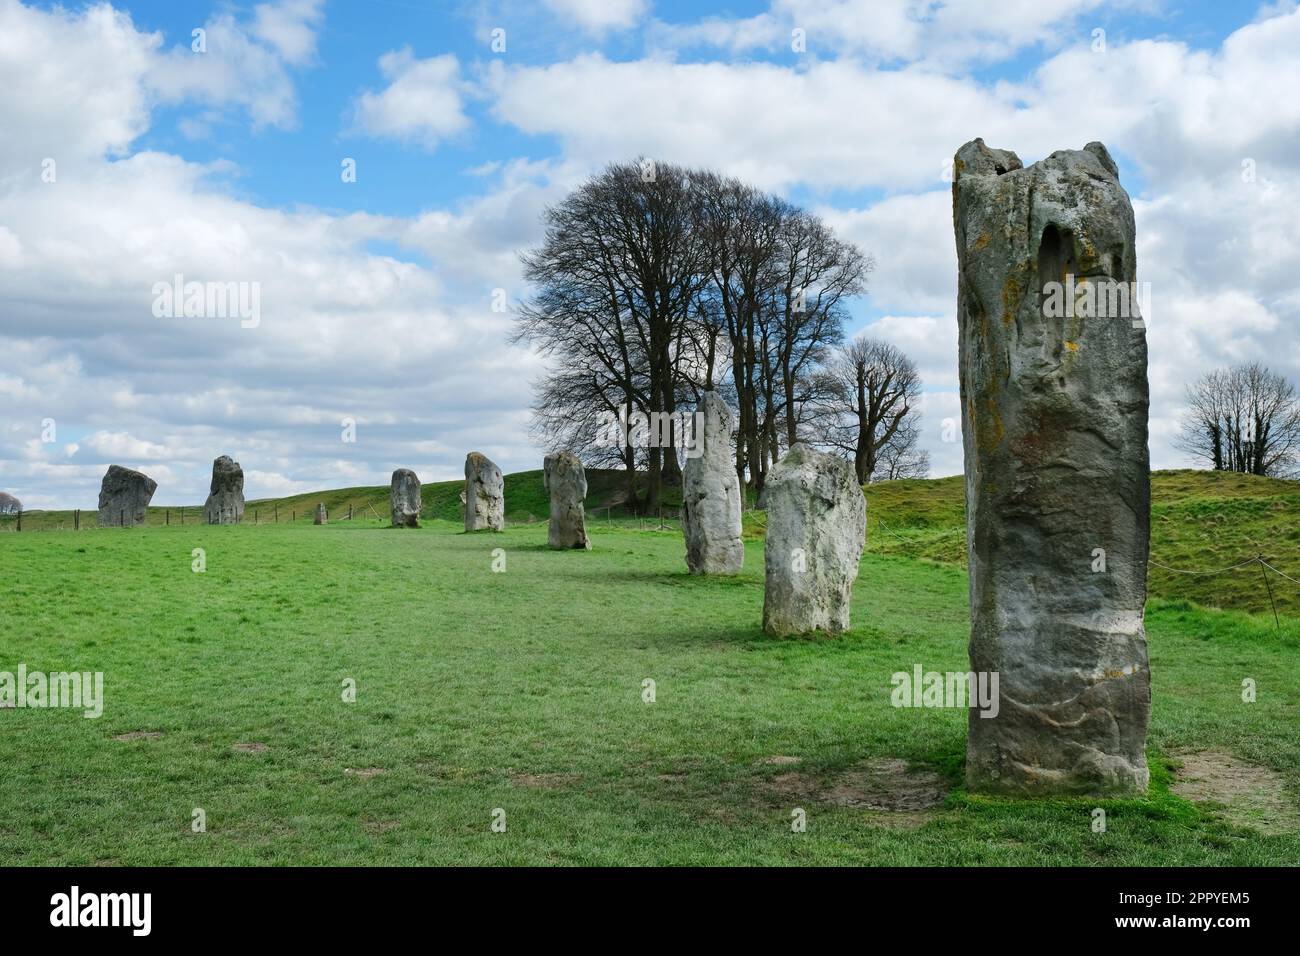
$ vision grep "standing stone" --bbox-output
[390,468,421,528]
[203,455,245,525]
[543,452,589,549]
[464,452,504,532]
[97,465,157,527]
[953,138,1150,796]
[762,443,866,636]
[313,503,327,525]
[682,392,743,574]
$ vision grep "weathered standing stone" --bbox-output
[313,503,327,525]
[953,138,1150,796]
[97,465,157,527]
[390,468,421,528]
[464,452,504,532]
[681,392,743,574]
[762,443,866,636]
[203,455,245,525]
[543,452,589,549]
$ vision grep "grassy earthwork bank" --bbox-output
[2,475,1299,864]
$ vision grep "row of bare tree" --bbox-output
[513,160,926,513]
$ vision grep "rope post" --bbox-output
[1258,556,1281,630]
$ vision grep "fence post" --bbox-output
[292,510,296,522]
[120,509,125,528]
[166,509,170,526]
[74,509,80,531]
[348,505,353,521]
[255,509,259,525]
[274,504,278,524]
[15,510,20,532]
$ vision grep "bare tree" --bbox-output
[693,174,869,491]
[518,160,872,503]
[813,337,924,484]
[515,159,712,513]
[1176,363,1300,477]
[0,491,21,514]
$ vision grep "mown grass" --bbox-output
[1,519,1297,865]
[13,467,1295,615]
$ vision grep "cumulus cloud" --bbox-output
[148,0,324,131]
[0,1,158,174]
[543,0,649,35]
[350,49,469,149]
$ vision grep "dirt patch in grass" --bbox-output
[757,755,802,766]
[771,758,948,815]
[232,742,268,753]
[1170,751,1300,835]
[344,767,388,780]
[509,772,577,789]
[113,731,163,741]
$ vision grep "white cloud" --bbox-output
[0,1,158,174]
[84,431,171,460]
[148,0,325,130]
[543,0,649,35]
[350,49,469,149]
[251,0,325,66]
[652,0,1113,66]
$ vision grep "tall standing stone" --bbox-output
[543,452,589,549]
[313,503,327,525]
[203,455,245,525]
[762,443,866,637]
[953,138,1150,795]
[97,465,157,527]
[464,452,504,532]
[682,392,743,574]
[390,468,421,528]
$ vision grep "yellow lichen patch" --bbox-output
[972,232,990,251]
[1080,233,1098,268]
[1000,277,1020,328]
[977,398,1005,452]
[1064,340,1079,352]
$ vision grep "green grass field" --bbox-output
[2,493,1299,865]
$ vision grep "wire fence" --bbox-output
[0,502,687,533]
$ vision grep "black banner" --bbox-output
[0,866,1281,940]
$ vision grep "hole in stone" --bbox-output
[1037,223,1077,310]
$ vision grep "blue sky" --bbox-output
[2,0,1299,507]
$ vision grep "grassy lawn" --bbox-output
[2,516,1298,865]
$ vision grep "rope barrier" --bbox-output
[1147,556,1261,576]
